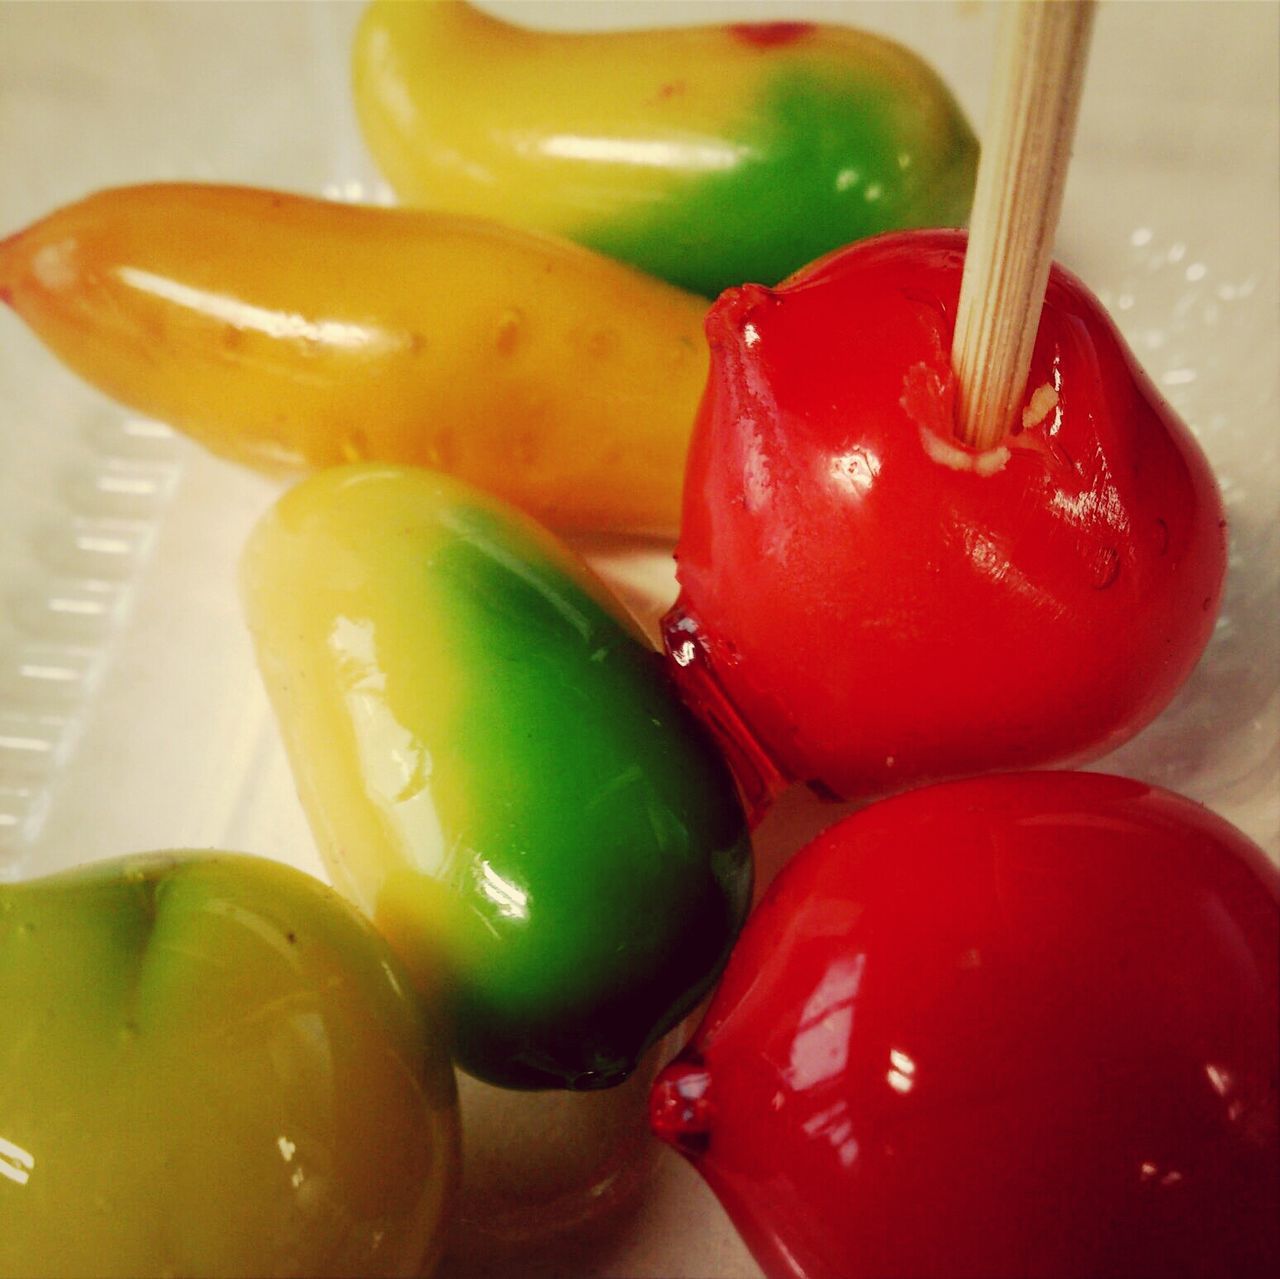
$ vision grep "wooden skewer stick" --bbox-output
[952,0,1096,450]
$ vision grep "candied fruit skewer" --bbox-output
[353,0,979,298]
[0,183,708,536]
[660,0,1223,808]
[663,231,1226,803]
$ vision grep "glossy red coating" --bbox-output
[650,772,1280,1279]
[664,230,1227,803]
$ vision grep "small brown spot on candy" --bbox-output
[586,327,618,360]
[494,308,524,356]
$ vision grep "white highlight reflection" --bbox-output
[886,1047,916,1094]
[119,267,387,350]
[532,134,750,172]
[475,859,530,922]
[0,1135,34,1186]
[786,953,866,1091]
[1205,1063,1232,1097]
[330,616,449,880]
[802,1100,860,1168]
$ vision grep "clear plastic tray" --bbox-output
[1,3,1276,1276]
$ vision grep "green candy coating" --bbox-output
[242,465,752,1090]
[352,3,978,298]
[580,64,978,297]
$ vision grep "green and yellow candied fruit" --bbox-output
[241,464,752,1091]
[0,852,458,1279]
[354,0,978,296]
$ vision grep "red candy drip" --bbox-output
[728,22,816,50]
[648,1056,713,1159]
[662,606,787,828]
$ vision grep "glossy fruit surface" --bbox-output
[665,230,1227,803]
[353,0,977,297]
[241,464,751,1090]
[0,182,708,534]
[0,852,458,1278]
[651,772,1280,1279]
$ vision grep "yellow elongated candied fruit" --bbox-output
[353,0,978,297]
[0,183,710,535]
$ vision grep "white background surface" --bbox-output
[1,3,1277,1276]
